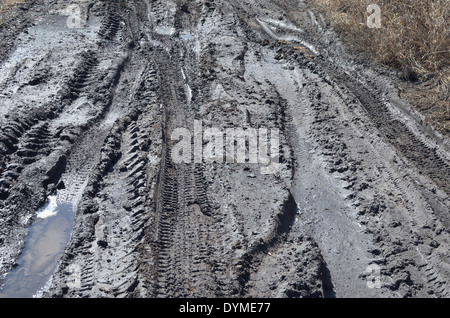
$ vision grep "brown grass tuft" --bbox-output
[315,0,449,132]
[0,0,25,24]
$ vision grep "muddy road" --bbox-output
[0,0,449,298]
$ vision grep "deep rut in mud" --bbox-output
[0,0,449,298]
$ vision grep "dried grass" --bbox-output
[0,0,25,24]
[316,0,449,132]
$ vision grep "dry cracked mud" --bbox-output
[0,0,449,298]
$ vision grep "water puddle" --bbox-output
[0,194,74,298]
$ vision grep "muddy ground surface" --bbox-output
[0,0,449,298]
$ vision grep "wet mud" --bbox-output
[0,0,449,298]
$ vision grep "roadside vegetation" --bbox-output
[0,0,24,24]
[315,0,449,134]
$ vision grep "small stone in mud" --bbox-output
[180,4,190,13]
[390,221,401,228]
[97,240,108,248]
[429,240,440,248]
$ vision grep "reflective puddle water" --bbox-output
[0,195,74,298]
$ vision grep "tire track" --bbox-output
[153,147,179,297]
[2,0,449,299]
[295,53,450,297]
[98,1,122,41]
[321,66,450,196]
